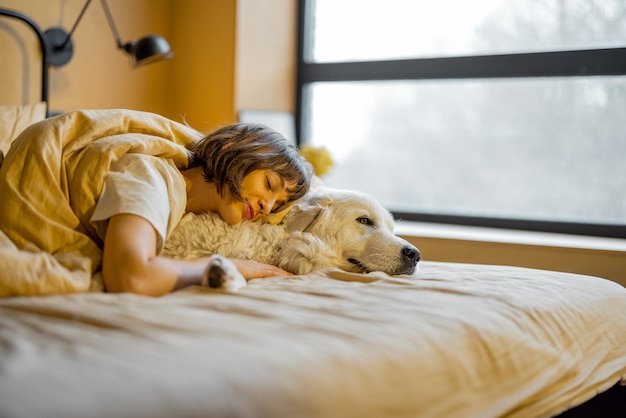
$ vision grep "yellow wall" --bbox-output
[167,0,237,131]
[1,0,295,131]
[0,0,242,132]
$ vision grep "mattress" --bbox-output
[1,261,625,418]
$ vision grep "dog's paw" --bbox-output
[202,255,247,291]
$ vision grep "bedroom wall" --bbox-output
[0,0,173,115]
[0,0,242,132]
[234,0,297,114]
[0,0,293,132]
[165,0,237,132]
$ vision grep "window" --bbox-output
[296,0,626,238]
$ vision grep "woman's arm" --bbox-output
[102,214,290,296]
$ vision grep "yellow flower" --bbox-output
[300,145,334,177]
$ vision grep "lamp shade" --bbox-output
[127,35,174,67]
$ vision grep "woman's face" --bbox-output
[218,169,297,225]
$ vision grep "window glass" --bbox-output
[309,0,626,62]
[305,77,626,225]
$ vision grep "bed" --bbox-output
[1,7,625,418]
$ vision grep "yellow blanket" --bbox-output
[0,109,202,297]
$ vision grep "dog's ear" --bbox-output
[283,194,331,232]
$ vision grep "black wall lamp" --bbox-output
[45,0,174,68]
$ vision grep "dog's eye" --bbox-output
[356,216,374,226]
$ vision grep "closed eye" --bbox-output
[356,216,374,226]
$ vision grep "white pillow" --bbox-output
[0,102,47,155]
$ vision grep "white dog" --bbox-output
[163,185,420,291]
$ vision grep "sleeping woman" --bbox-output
[0,109,311,297]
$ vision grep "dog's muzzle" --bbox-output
[349,244,420,276]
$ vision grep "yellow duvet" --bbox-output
[0,109,202,296]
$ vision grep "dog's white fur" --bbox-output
[163,184,420,291]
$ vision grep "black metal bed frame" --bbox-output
[0,7,49,115]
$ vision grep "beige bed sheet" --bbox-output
[1,261,625,418]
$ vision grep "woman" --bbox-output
[0,109,311,297]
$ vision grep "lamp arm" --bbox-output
[59,0,93,49]
[100,0,124,49]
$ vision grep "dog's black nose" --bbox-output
[402,245,420,264]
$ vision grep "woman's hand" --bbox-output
[228,258,293,280]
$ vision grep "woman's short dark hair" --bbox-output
[189,123,312,207]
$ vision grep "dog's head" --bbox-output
[282,186,420,276]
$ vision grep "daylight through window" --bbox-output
[297,0,626,238]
